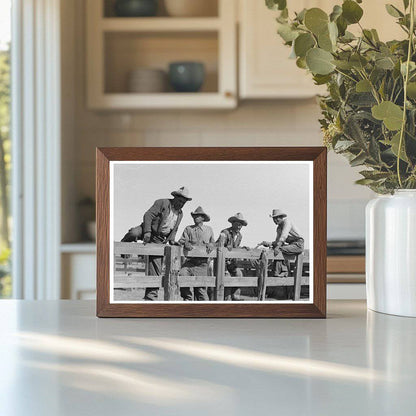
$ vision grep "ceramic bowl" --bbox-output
[168,62,205,92]
[127,68,167,93]
[114,0,158,17]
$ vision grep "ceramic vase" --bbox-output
[366,190,416,317]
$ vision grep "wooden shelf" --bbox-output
[89,92,235,110]
[101,17,221,32]
[86,0,237,109]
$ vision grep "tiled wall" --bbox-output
[61,0,374,243]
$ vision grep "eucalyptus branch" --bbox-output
[397,0,415,187]
[334,68,358,83]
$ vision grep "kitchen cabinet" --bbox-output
[238,0,405,99]
[86,0,237,109]
[239,0,322,99]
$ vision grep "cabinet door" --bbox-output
[239,0,320,99]
[238,0,404,99]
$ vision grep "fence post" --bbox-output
[163,245,181,301]
[257,250,268,301]
[215,247,225,300]
[293,253,304,301]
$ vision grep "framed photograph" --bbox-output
[96,147,327,318]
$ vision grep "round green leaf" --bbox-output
[371,101,403,130]
[304,8,329,35]
[356,79,372,92]
[375,57,395,70]
[407,82,416,99]
[277,23,299,42]
[342,0,363,24]
[294,33,315,57]
[318,32,333,52]
[306,47,335,75]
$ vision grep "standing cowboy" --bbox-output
[217,212,248,301]
[259,209,304,276]
[121,186,192,301]
[178,206,215,301]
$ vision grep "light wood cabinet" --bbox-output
[86,0,237,109]
[238,0,405,99]
[239,0,322,99]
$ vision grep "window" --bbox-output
[0,0,11,298]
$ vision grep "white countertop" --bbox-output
[0,300,414,415]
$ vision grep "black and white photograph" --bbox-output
[110,161,313,303]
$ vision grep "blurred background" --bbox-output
[1,0,404,301]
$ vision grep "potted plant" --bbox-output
[266,0,416,316]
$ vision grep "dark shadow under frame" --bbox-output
[96,147,327,318]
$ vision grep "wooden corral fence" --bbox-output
[114,243,309,301]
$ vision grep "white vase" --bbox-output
[366,190,416,317]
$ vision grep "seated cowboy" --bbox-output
[217,212,248,301]
[178,206,215,301]
[121,186,192,301]
[258,209,304,277]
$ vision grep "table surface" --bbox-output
[0,300,415,416]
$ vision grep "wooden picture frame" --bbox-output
[96,147,327,318]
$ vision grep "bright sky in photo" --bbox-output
[112,162,312,248]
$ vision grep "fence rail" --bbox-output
[114,242,309,301]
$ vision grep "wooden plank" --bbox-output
[224,248,283,260]
[114,242,165,256]
[114,276,162,288]
[182,246,217,259]
[163,245,181,301]
[178,276,216,287]
[215,247,225,300]
[257,250,268,301]
[114,275,310,289]
[293,254,304,301]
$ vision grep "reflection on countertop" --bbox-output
[0,300,415,415]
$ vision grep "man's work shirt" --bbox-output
[159,204,179,236]
[275,218,303,244]
[179,224,215,247]
[217,227,242,248]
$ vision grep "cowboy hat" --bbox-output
[171,186,192,201]
[270,209,287,218]
[191,206,210,222]
[228,212,247,226]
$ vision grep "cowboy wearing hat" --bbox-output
[121,186,192,301]
[217,213,248,301]
[178,206,215,301]
[259,209,304,276]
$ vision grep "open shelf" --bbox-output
[104,31,218,94]
[86,0,236,109]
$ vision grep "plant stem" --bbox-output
[397,0,415,188]
[334,68,357,83]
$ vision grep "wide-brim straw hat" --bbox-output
[228,212,247,226]
[191,206,210,222]
[171,186,192,200]
[270,209,287,218]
